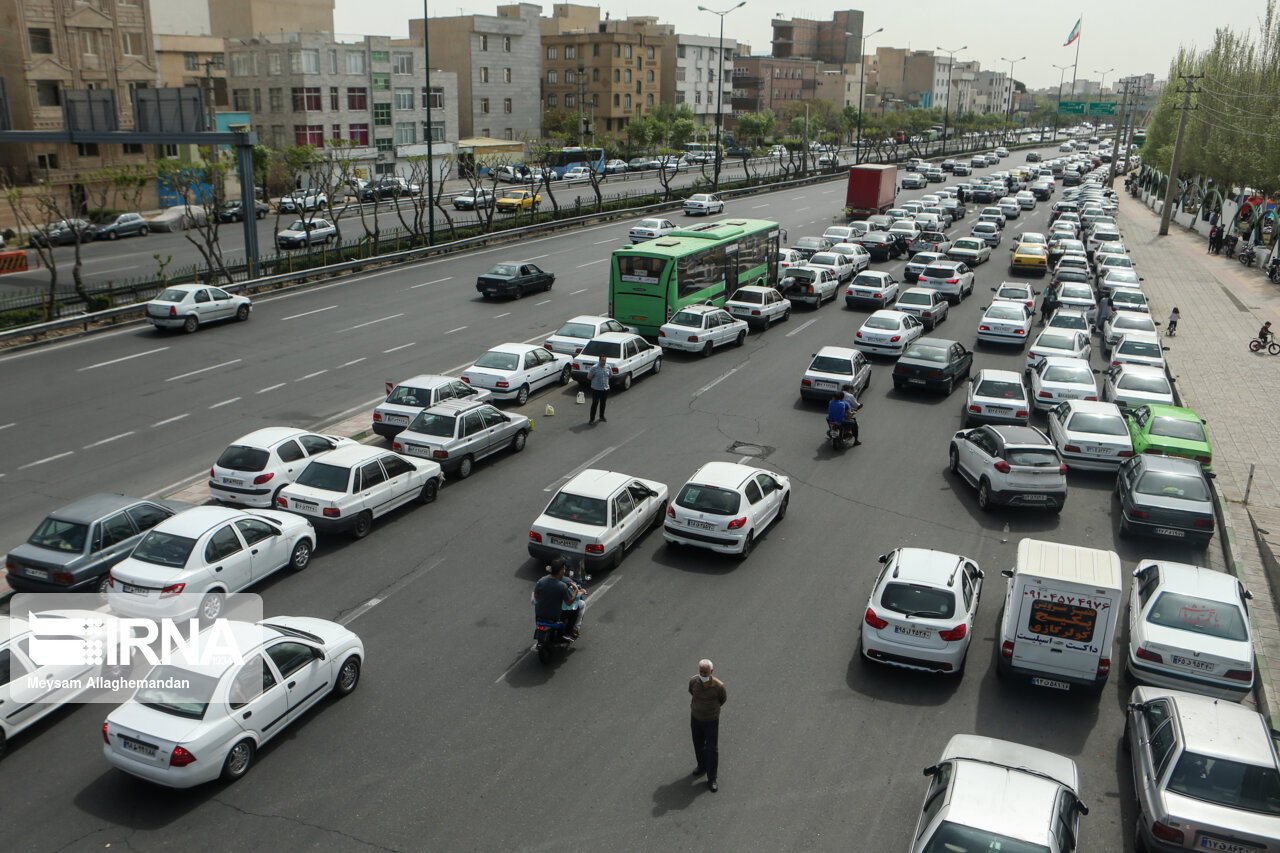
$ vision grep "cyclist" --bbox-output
[1260,320,1274,343]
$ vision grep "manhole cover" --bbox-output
[727,441,773,458]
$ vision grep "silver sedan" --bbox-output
[392,399,530,479]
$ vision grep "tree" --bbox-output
[735,110,776,149]
[3,178,63,310]
[154,150,232,282]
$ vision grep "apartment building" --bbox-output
[208,0,334,39]
[973,69,1012,115]
[873,48,935,108]
[0,0,158,184]
[662,34,738,128]
[814,64,865,110]
[223,34,458,180]
[409,3,541,141]
[730,55,819,123]
[770,11,863,63]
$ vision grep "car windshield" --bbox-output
[1135,470,1211,502]
[27,517,89,552]
[543,491,608,526]
[1044,365,1094,384]
[954,240,982,251]
[486,264,518,276]
[1119,341,1161,358]
[909,254,941,267]
[157,288,188,302]
[922,822,1049,853]
[474,351,521,370]
[134,666,220,720]
[1148,416,1206,442]
[407,412,455,437]
[386,385,433,406]
[864,316,900,330]
[216,445,270,472]
[987,306,1024,321]
[638,220,664,229]
[1166,753,1280,815]
[1119,374,1170,393]
[292,462,352,493]
[977,380,1024,399]
[131,530,197,568]
[1068,413,1126,435]
[581,341,622,359]
[880,581,955,618]
[1146,591,1248,641]
[810,355,853,375]
[974,224,996,233]
[1038,334,1076,350]
[903,344,948,363]
[675,484,742,515]
[555,322,596,339]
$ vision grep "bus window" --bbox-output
[618,255,667,285]
[677,248,726,299]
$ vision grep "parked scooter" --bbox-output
[1239,242,1257,267]
[1267,253,1280,284]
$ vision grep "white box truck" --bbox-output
[997,538,1124,692]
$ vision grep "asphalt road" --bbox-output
[2,141,1171,852]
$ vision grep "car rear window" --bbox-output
[157,288,188,302]
[879,582,955,619]
[675,484,741,516]
[407,412,455,437]
[809,355,853,375]
[1146,591,1247,641]
[134,666,219,719]
[1166,753,1280,815]
[1135,469,1211,501]
[544,492,608,526]
[1119,340,1161,358]
[27,517,89,552]
[903,344,947,362]
[1067,413,1126,435]
[1149,416,1205,442]
[131,530,197,568]
[293,462,352,493]
[555,322,595,339]
[1006,448,1059,467]
[1044,365,1093,384]
[580,341,622,359]
[864,316,899,330]
[486,264,518,276]
[1060,284,1093,299]
[1119,374,1170,393]
[897,292,929,306]
[1037,334,1075,350]
[216,445,271,472]
[732,290,763,304]
[922,266,956,279]
[1114,316,1154,333]
[987,306,1025,321]
[977,380,1024,399]
[474,351,521,370]
[386,385,434,407]
[669,311,704,327]
[922,822,1048,853]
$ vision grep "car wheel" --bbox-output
[183,315,199,334]
[351,510,373,539]
[457,455,475,479]
[199,591,225,623]
[1048,500,1064,515]
[949,445,960,473]
[512,430,528,452]
[334,655,361,696]
[236,304,250,322]
[701,341,714,358]
[946,375,955,395]
[737,529,755,560]
[977,480,994,512]
[544,279,553,292]
[108,231,118,241]
[221,739,255,782]
[140,225,150,235]
[735,330,746,347]
[289,539,312,571]
[558,365,571,385]
[781,307,791,322]
[620,372,633,391]
[419,478,439,503]
[651,357,662,375]
[515,384,530,406]
[776,494,789,522]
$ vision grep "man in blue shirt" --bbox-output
[587,354,611,425]
[827,392,852,441]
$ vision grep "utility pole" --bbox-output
[1052,63,1072,141]
[853,27,883,166]
[423,0,435,244]
[697,1,745,192]
[1158,73,1201,236]
[1107,77,1132,186]
[937,45,966,155]
[577,60,586,146]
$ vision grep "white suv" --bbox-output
[209,428,356,507]
[916,260,975,305]
[948,424,1068,512]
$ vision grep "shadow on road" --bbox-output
[651,773,708,817]
[844,643,964,706]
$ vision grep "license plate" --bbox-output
[909,378,926,384]
[1154,527,1186,537]
[893,626,932,638]
[548,535,578,548]
[687,520,716,530]
[221,477,243,486]
[1171,655,1215,671]
[292,499,318,511]
[120,737,157,757]
[403,444,432,457]
[1199,837,1255,853]
[1083,446,1111,455]
[487,290,500,296]
[121,583,149,595]
[1031,677,1071,690]
[988,406,1012,414]
[815,381,837,390]
[24,567,49,580]
[384,415,408,425]
[1020,494,1049,502]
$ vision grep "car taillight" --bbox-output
[4,558,15,572]
[169,305,177,317]
[1064,444,1081,453]
[1016,410,1029,417]
[864,608,889,629]
[979,325,990,331]
[1038,391,1052,398]
[1152,823,1184,845]
[1135,646,1162,663]
[846,289,853,295]
[392,441,402,451]
[276,496,288,507]
[160,583,185,598]
[1144,448,1163,455]
[1001,640,1015,660]
[946,278,959,284]
[856,331,863,338]
[1196,455,1212,465]
[1117,450,1134,457]
[169,746,197,768]
[1097,657,1110,677]
[726,517,748,530]
[1195,519,1215,528]
[1226,668,1254,681]
[1016,328,1026,335]
[1084,396,1097,401]
[1130,510,1150,519]
[529,531,542,543]
[323,507,341,517]
[928,371,945,378]
[585,544,604,554]
[461,376,470,384]
[751,309,760,315]
[102,722,110,744]
[890,335,901,342]
[611,367,619,374]
[253,472,274,485]
[658,329,666,337]
[666,504,676,518]
[894,366,906,375]
[922,310,932,317]
[939,624,968,642]
[543,342,553,351]
[687,336,699,343]
[574,347,583,355]
[994,460,1011,473]
[54,572,73,585]
[968,406,981,413]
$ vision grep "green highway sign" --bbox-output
[1087,102,1118,116]
[1057,101,1086,115]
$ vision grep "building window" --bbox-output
[646,70,654,82]
[269,88,283,112]
[395,122,416,144]
[613,69,620,83]
[647,46,655,59]
[480,128,490,137]
[613,44,621,58]
[647,93,654,107]
[373,102,391,125]
[547,46,557,60]
[375,137,393,152]
[624,94,632,109]
[328,50,338,74]
[480,97,490,113]
[233,89,251,110]
[346,52,366,74]
[505,128,514,140]
[548,70,557,84]
[372,72,390,91]
[503,36,512,52]
[613,94,619,106]
[624,70,632,83]
[349,123,369,145]
[503,67,512,83]
[677,45,686,59]
[565,94,575,108]
[424,87,444,109]
[393,87,414,110]
[303,49,320,73]
[625,44,632,59]
[393,53,413,74]
[294,124,324,147]
[229,52,249,76]
[565,70,575,84]
[36,152,59,170]
[424,120,445,141]
[480,35,489,51]
[480,67,489,83]
[675,91,686,104]
[35,81,61,107]
[565,46,576,60]
[347,87,367,110]
[79,30,99,56]
[76,142,100,157]
[504,97,512,114]
[592,68,599,82]
[181,52,199,71]
[271,125,284,146]
[676,68,686,82]
[254,88,263,112]
[371,50,389,63]
[292,87,322,111]
[331,123,341,141]
[547,94,557,107]
[268,51,282,74]
[694,91,701,104]
[123,143,144,154]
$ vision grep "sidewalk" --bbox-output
[1117,191,1280,729]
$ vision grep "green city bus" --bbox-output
[609,219,782,336]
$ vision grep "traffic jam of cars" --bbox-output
[5,137,1276,853]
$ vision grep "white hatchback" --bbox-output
[664,462,791,558]
[1044,399,1134,470]
[855,310,923,357]
[544,315,635,356]
[146,284,251,333]
[659,305,749,356]
[1029,357,1099,410]
[892,287,949,330]
[1026,327,1091,373]
[1109,331,1167,369]
[724,285,791,329]
[976,302,1032,346]
[462,343,573,404]
[800,345,872,401]
[528,469,669,571]
[1101,364,1176,407]
[209,428,356,507]
[845,271,901,310]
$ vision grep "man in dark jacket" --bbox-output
[688,659,728,792]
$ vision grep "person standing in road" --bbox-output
[587,354,610,425]
[689,659,727,793]
[1096,294,1113,334]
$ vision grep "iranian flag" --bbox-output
[1064,17,1081,46]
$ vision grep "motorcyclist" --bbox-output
[1039,281,1060,325]
[827,391,853,444]
[840,384,864,446]
[532,557,584,640]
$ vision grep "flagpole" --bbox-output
[1070,12,1081,96]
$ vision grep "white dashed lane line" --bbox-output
[535,300,551,306]
[786,318,819,338]
[281,305,336,321]
[256,383,286,394]
[494,312,512,319]
[83,431,135,449]
[152,414,189,427]
[0,423,14,431]
[298,370,329,381]
[339,358,367,368]
[571,288,588,295]
[383,343,415,354]
[18,451,74,470]
[446,326,467,335]
[593,238,616,245]
[165,359,242,382]
[409,277,454,290]
[751,204,768,209]
[209,397,241,409]
[519,254,549,262]
[78,347,168,372]
[338,313,404,333]
[577,259,607,267]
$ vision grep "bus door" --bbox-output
[724,244,739,300]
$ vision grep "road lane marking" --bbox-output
[0,423,13,431]
[92,263,144,274]
[496,572,623,683]
[796,206,811,212]
[339,357,367,368]
[786,318,819,337]
[152,413,189,427]
[18,451,74,470]
[298,370,328,380]
[570,288,588,295]
[383,342,415,353]
[339,313,404,332]
[338,557,446,626]
[256,383,286,394]
[822,190,836,194]
[751,203,768,209]
[543,430,647,491]
[78,347,168,372]
[535,299,551,306]
[165,358,242,382]
[577,259,607,267]
[519,254,549,262]
[694,365,742,397]
[445,326,467,335]
[494,312,512,318]
[83,431,134,449]
[281,305,336,321]
[409,276,453,290]
[209,397,241,408]
[593,238,616,244]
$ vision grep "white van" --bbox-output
[996,538,1123,692]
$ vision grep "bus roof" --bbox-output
[614,218,778,258]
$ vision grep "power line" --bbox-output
[1189,111,1280,139]
[1203,74,1280,98]
[1197,90,1280,120]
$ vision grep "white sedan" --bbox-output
[1110,331,1167,369]
[107,506,316,622]
[683,193,725,216]
[991,281,1037,314]
[103,616,364,787]
[826,242,873,273]
[976,302,1033,346]
[1101,311,1160,352]
[1026,327,1091,373]
[570,332,662,390]
[1056,282,1098,322]
[544,315,635,356]
[664,461,790,558]
[1029,357,1099,411]
[855,310,924,357]
[1044,399,1134,470]
[659,305,748,356]
[807,251,856,284]
[892,287,949,330]
[845,271,901,310]
[461,343,573,404]
[528,469,669,571]
[1101,364,1176,407]
[628,218,676,243]
[1109,287,1150,315]
[724,285,791,329]
[963,368,1030,426]
[146,284,251,333]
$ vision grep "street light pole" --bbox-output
[852,26,883,166]
[423,0,434,243]
[937,45,966,155]
[1053,62,1072,141]
[1000,55,1025,121]
[697,1,745,192]
[1095,67,1114,100]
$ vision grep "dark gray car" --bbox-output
[95,212,150,239]
[5,495,190,594]
[1115,454,1216,546]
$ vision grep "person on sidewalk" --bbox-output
[1208,227,1220,255]
[689,659,727,793]
[587,355,610,425]
[1167,307,1181,336]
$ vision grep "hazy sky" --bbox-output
[334,0,1269,89]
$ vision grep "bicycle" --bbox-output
[1249,332,1280,354]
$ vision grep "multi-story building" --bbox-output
[223,33,458,181]
[973,69,1012,115]
[663,34,738,129]
[814,63,864,109]
[0,0,158,185]
[770,11,863,63]
[873,47,935,108]
[409,3,541,141]
[207,0,334,39]
[730,55,819,125]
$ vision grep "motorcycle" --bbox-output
[532,567,588,665]
[1239,242,1257,267]
[826,415,857,451]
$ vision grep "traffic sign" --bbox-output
[1057,101,1086,115]
[1087,102,1118,116]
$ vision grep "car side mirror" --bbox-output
[1139,277,1145,281]
[1162,346,1171,352]
[1076,801,1090,817]
[877,553,888,564]
[311,647,327,661]
[922,764,939,777]
[1092,368,1101,374]
[1000,569,1014,579]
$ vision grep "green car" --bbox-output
[1122,404,1212,470]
